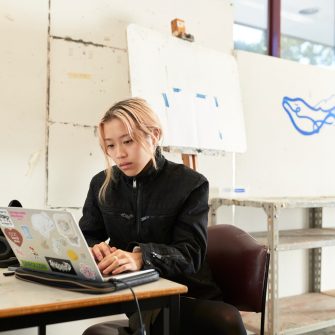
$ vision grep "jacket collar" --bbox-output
[112,147,165,185]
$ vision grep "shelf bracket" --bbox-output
[309,207,322,293]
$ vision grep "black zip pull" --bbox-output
[133,178,136,189]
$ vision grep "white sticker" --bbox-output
[53,213,80,247]
[31,212,55,238]
[0,209,14,228]
[52,238,65,255]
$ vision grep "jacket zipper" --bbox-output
[133,178,141,238]
[151,251,177,264]
[152,251,163,260]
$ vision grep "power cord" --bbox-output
[113,278,146,335]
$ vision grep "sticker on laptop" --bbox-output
[45,256,77,275]
[7,210,26,221]
[31,212,55,238]
[29,246,39,258]
[52,238,66,255]
[53,213,80,247]
[67,249,78,261]
[21,260,49,271]
[79,263,97,280]
[0,209,14,228]
[4,228,23,246]
[20,225,33,239]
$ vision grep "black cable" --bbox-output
[112,278,146,335]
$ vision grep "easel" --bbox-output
[171,19,197,171]
[182,153,198,170]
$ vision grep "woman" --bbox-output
[80,97,246,335]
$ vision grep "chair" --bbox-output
[206,224,270,335]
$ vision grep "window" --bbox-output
[281,0,335,68]
[233,0,335,68]
[234,23,267,54]
[233,0,268,54]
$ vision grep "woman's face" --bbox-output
[102,118,156,177]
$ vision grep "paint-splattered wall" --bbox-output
[0,0,234,219]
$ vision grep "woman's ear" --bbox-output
[151,128,161,147]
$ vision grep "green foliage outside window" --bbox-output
[281,35,335,67]
[234,23,335,68]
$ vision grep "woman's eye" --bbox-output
[107,144,114,149]
[124,139,133,145]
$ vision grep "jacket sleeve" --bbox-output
[79,176,109,246]
[137,177,209,277]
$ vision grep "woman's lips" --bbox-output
[119,162,132,170]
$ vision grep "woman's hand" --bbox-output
[90,242,116,262]
[92,244,144,275]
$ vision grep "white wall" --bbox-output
[0,1,48,209]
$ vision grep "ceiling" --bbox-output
[234,0,335,46]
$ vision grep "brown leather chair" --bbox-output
[207,224,270,335]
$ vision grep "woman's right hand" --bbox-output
[90,242,144,275]
[90,242,116,262]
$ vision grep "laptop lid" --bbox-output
[0,207,155,283]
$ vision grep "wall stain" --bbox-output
[67,72,92,79]
[26,150,43,176]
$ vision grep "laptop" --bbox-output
[0,207,158,284]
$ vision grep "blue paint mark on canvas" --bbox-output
[196,93,206,99]
[161,89,224,142]
[282,96,335,135]
[162,93,169,107]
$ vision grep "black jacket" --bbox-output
[79,150,222,299]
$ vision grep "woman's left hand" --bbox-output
[98,247,144,275]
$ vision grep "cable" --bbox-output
[112,278,146,335]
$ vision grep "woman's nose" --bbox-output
[115,145,126,158]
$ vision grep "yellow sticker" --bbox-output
[67,249,78,261]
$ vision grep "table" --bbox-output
[211,196,335,335]
[0,269,187,335]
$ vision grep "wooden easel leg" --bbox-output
[182,154,197,170]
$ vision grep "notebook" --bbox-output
[0,207,158,285]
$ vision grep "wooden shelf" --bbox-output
[242,291,335,335]
[251,228,335,251]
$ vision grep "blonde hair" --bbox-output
[98,97,163,202]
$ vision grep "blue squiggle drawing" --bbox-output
[282,96,335,135]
